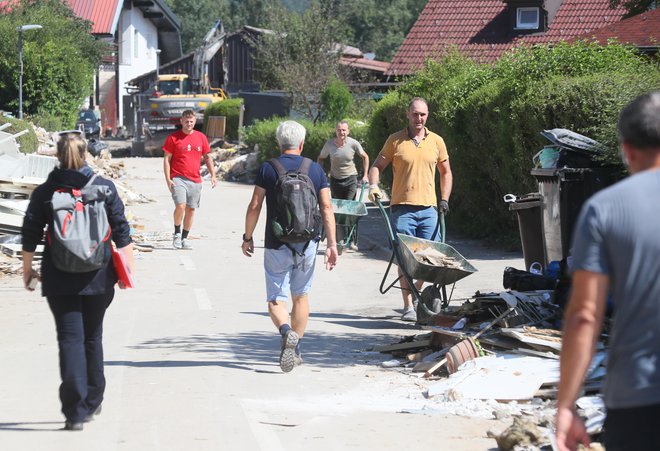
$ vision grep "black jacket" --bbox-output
[22,165,132,296]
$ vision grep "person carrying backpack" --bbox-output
[21,131,134,431]
[241,120,338,373]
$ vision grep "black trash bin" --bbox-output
[508,193,547,271]
[532,167,620,262]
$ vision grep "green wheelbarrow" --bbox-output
[330,182,368,254]
[374,198,478,322]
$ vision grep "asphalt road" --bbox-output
[0,156,525,450]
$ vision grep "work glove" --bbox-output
[439,199,449,215]
[368,184,382,203]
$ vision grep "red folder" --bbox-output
[111,246,134,288]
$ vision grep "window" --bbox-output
[134,29,139,59]
[516,7,540,29]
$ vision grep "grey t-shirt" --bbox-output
[319,136,366,179]
[571,168,660,409]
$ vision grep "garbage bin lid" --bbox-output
[507,193,543,210]
[541,129,604,157]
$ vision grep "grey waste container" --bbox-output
[508,193,547,271]
[531,167,620,262]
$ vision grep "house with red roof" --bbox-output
[576,7,660,53]
[67,0,182,134]
[389,0,629,76]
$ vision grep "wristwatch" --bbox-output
[242,233,253,242]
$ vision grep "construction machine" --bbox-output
[145,20,228,131]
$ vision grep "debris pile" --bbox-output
[374,287,609,450]
[202,144,259,183]
[0,128,153,276]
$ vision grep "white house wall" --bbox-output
[116,7,159,127]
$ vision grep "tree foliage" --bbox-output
[250,1,347,122]
[0,0,106,125]
[320,76,352,122]
[164,0,284,54]
[165,0,425,60]
[608,0,657,17]
[338,0,427,60]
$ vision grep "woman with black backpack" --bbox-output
[21,131,134,431]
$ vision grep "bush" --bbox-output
[363,41,660,245]
[0,117,38,154]
[32,109,64,132]
[320,77,352,122]
[365,91,406,162]
[244,117,369,165]
[203,98,244,142]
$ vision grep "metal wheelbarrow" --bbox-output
[331,182,368,254]
[374,198,478,322]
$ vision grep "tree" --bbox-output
[609,0,657,17]
[0,0,106,125]
[250,1,348,122]
[165,0,287,53]
[339,0,427,60]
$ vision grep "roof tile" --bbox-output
[389,0,628,74]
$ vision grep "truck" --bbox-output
[145,20,228,131]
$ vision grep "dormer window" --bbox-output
[516,7,540,29]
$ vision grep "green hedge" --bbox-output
[244,118,369,167]
[0,117,38,154]
[363,41,660,245]
[203,98,244,142]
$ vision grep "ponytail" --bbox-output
[56,132,87,170]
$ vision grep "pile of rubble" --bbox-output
[202,142,260,184]
[0,126,153,276]
[374,287,608,450]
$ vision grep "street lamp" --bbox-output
[156,49,161,77]
[17,24,43,119]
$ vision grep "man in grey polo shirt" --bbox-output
[556,91,660,451]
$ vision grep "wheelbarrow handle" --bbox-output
[375,197,397,247]
[357,181,368,203]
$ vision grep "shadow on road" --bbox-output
[107,328,403,372]
[0,421,64,432]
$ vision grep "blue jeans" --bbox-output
[47,291,114,422]
[390,205,441,241]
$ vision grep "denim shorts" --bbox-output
[390,205,441,241]
[264,241,318,302]
[172,176,202,209]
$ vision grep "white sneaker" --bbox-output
[173,233,182,249]
[401,307,417,322]
[181,239,193,250]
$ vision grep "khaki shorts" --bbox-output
[172,176,202,208]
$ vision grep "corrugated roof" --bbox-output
[576,7,660,47]
[67,0,122,35]
[340,56,390,73]
[389,0,627,75]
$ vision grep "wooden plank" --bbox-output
[406,349,433,362]
[373,338,431,352]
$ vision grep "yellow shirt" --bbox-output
[378,128,449,206]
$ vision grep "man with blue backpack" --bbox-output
[241,120,338,373]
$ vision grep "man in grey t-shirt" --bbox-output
[556,91,660,451]
[318,120,369,250]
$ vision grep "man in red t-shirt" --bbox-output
[163,110,217,249]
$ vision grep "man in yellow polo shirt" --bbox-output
[368,97,453,322]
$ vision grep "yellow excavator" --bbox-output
[145,20,227,131]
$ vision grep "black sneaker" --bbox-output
[279,330,299,373]
[85,404,102,422]
[64,420,84,431]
